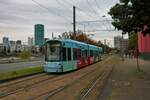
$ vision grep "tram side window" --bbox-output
[96,51,98,56]
[94,51,96,56]
[77,49,81,58]
[62,48,66,61]
[90,50,93,57]
[68,48,71,60]
[85,50,88,57]
[73,48,77,60]
[82,50,85,57]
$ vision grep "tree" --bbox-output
[62,32,70,39]
[109,2,134,34]
[62,30,110,51]
[128,32,138,50]
[109,0,150,35]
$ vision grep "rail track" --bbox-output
[80,71,107,100]
[0,73,46,88]
[80,66,113,100]
[0,74,57,98]
[30,68,97,100]
[0,56,114,100]
[0,68,92,100]
[39,58,114,100]
[33,62,114,100]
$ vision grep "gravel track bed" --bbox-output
[0,74,57,98]
[46,57,115,100]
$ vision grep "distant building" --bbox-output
[9,41,16,53]
[15,40,22,52]
[9,40,16,45]
[3,37,9,45]
[114,36,128,50]
[16,40,22,45]
[120,39,128,50]
[2,37,9,54]
[34,24,44,46]
[0,43,4,53]
[28,37,34,46]
[114,36,122,49]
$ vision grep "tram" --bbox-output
[43,39,103,73]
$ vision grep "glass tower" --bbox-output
[34,24,44,46]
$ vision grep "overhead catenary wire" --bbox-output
[32,0,114,33]
[77,0,114,32]
[61,0,104,32]
[86,0,113,31]
[76,20,112,24]
[32,0,72,33]
[62,0,98,20]
[32,0,72,22]
[60,0,95,32]
[55,0,82,20]
[87,0,111,29]
[56,0,72,12]
[94,0,107,15]
[86,0,102,19]
[93,0,113,30]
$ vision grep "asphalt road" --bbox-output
[0,61,44,72]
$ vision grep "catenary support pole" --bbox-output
[73,6,76,39]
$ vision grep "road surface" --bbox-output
[0,61,44,72]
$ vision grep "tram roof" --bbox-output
[46,39,102,49]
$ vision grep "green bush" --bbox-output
[19,51,32,59]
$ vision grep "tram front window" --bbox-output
[46,42,60,61]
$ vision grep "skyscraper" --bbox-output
[34,24,44,46]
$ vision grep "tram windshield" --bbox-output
[45,42,60,61]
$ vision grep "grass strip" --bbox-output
[0,66,44,81]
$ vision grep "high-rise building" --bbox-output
[3,37,9,45]
[114,36,122,49]
[120,39,128,50]
[114,36,128,50]
[28,37,33,46]
[9,40,16,53]
[34,24,44,46]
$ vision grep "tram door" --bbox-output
[62,47,76,72]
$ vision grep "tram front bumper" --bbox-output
[43,62,62,73]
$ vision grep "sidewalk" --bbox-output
[99,57,150,100]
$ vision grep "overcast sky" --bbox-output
[0,0,123,46]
